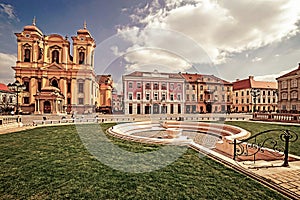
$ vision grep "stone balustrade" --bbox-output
[253,113,300,123]
[0,115,22,129]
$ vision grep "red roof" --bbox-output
[233,79,251,90]
[0,83,10,92]
[125,71,183,79]
[233,76,277,90]
[97,75,112,84]
[181,73,231,85]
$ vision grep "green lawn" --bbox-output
[0,123,287,199]
[225,121,300,156]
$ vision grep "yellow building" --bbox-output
[233,76,277,113]
[181,73,233,113]
[12,19,99,114]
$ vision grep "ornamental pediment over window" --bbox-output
[41,63,64,71]
[49,45,62,50]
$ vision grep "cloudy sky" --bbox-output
[1,0,300,86]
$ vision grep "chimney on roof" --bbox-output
[249,76,254,80]
[298,63,300,69]
[236,79,239,82]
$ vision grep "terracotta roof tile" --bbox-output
[233,77,277,90]
[0,83,10,92]
[250,79,277,89]
[181,73,231,84]
[233,79,251,90]
[125,71,183,79]
[96,75,112,84]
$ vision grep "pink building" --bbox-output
[112,89,124,114]
[122,70,185,115]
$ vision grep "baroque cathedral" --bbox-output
[12,19,99,114]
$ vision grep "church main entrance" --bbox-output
[44,101,51,113]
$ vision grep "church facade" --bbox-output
[12,20,99,114]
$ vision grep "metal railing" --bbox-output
[233,129,298,167]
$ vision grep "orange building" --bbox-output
[233,76,277,112]
[96,75,113,114]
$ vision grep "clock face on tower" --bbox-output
[80,37,85,41]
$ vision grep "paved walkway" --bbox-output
[190,140,300,199]
[0,124,34,135]
[235,159,300,199]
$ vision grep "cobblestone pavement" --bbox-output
[235,159,300,199]
[263,167,300,197]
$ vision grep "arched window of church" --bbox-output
[51,79,59,88]
[38,47,43,60]
[24,49,31,62]
[52,50,59,63]
[79,52,85,64]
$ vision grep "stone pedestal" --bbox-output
[166,128,182,138]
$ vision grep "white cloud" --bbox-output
[255,68,295,82]
[117,0,300,72]
[0,53,16,84]
[123,49,191,73]
[251,57,262,62]
[0,3,19,21]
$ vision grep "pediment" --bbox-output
[42,63,64,70]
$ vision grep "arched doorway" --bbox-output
[44,101,51,113]
[206,104,212,113]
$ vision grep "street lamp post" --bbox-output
[8,80,26,115]
[250,88,261,113]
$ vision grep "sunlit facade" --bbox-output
[12,20,99,114]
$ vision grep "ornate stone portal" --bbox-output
[33,87,64,114]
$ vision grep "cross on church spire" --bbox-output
[84,20,87,29]
[33,16,36,26]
